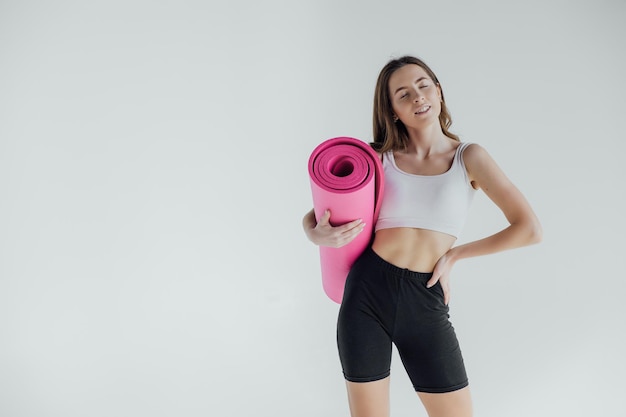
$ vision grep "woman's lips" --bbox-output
[414,105,431,115]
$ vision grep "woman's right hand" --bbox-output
[302,208,366,248]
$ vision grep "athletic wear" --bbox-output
[375,142,476,238]
[337,247,469,393]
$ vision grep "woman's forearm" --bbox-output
[302,208,317,240]
[450,219,542,262]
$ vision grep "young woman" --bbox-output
[302,56,542,417]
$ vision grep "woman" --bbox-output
[302,56,542,417]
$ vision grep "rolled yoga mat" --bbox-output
[308,136,385,303]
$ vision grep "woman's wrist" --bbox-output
[305,226,316,243]
[447,246,461,264]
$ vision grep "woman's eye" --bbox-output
[400,93,408,99]
[419,84,430,89]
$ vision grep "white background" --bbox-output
[1,1,625,416]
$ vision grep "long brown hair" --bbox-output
[372,56,459,153]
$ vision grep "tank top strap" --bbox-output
[455,142,473,160]
[455,142,473,185]
[381,150,393,166]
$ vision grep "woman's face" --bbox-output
[388,64,442,128]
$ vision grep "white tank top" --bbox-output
[375,142,476,238]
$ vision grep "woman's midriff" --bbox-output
[371,228,456,273]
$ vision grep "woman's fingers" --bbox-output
[328,220,365,247]
[427,256,452,305]
[317,209,332,225]
[441,282,450,305]
[321,210,362,230]
[426,275,439,288]
[427,276,450,305]
[315,210,366,248]
[339,218,365,233]
[338,221,366,246]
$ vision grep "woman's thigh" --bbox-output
[417,386,473,417]
[345,377,390,417]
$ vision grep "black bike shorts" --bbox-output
[337,247,469,393]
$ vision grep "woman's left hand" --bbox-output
[426,251,456,305]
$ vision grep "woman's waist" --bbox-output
[371,227,455,272]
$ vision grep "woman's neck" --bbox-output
[403,124,450,156]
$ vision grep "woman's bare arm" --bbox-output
[426,144,542,299]
[449,143,542,262]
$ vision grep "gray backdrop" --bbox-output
[1,0,624,416]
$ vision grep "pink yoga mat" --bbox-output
[308,137,384,303]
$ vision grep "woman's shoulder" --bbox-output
[459,142,501,177]
[460,142,488,161]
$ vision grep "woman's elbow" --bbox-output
[512,215,542,246]
[527,218,543,245]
